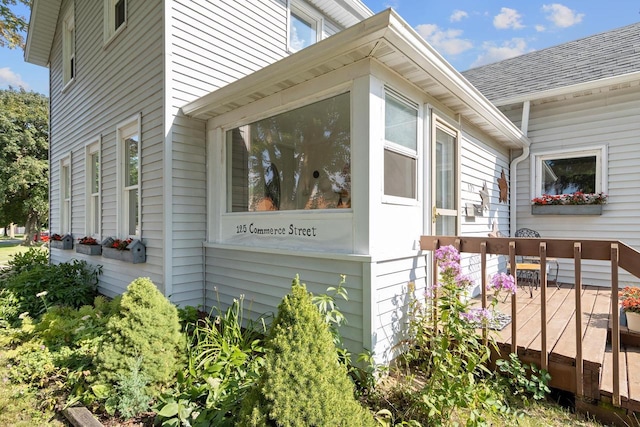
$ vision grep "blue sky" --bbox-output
[1,1,639,96]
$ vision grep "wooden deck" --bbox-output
[473,283,640,412]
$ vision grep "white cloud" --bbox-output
[535,24,546,32]
[450,10,468,23]
[493,7,524,30]
[0,67,30,89]
[471,38,530,67]
[416,23,473,56]
[542,4,584,28]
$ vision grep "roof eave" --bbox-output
[24,0,62,67]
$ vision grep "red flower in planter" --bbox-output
[112,238,133,250]
[620,286,640,314]
[51,233,64,241]
[78,236,98,245]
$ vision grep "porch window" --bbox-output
[85,142,100,237]
[434,122,459,235]
[533,147,606,197]
[227,92,351,212]
[288,0,322,52]
[117,118,140,237]
[60,156,71,235]
[104,0,127,43]
[383,90,418,200]
[62,5,75,87]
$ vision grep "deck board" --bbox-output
[625,346,640,412]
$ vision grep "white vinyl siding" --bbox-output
[512,83,640,287]
[49,0,164,295]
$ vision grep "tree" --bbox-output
[0,0,29,48]
[0,88,49,244]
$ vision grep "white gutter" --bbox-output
[510,100,531,236]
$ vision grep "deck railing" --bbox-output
[420,235,640,407]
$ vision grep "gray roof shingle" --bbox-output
[461,21,640,102]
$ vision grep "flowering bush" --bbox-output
[78,236,99,245]
[50,233,63,241]
[619,286,640,314]
[531,192,607,206]
[111,238,133,251]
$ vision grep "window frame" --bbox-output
[432,115,460,236]
[62,4,75,88]
[103,0,127,46]
[85,140,101,239]
[116,115,141,239]
[382,88,420,205]
[60,155,72,235]
[287,0,323,52]
[531,146,608,198]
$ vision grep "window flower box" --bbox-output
[50,233,73,250]
[620,286,640,333]
[101,237,146,264]
[531,204,603,215]
[76,237,102,256]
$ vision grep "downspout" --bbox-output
[510,100,531,236]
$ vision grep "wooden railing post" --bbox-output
[574,243,583,398]
[539,242,548,371]
[611,243,620,407]
[509,241,517,354]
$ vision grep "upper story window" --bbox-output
[86,142,101,237]
[227,92,351,212]
[288,0,323,52]
[383,89,418,200]
[533,147,607,198]
[62,5,75,87]
[104,0,127,44]
[117,118,140,237]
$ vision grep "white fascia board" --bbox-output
[24,0,62,66]
[384,10,529,149]
[182,10,393,118]
[492,71,640,107]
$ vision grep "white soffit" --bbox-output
[24,0,62,67]
[182,9,529,149]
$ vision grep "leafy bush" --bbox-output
[110,357,151,419]
[238,277,375,427]
[2,247,49,277]
[0,258,101,324]
[95,277,185,397]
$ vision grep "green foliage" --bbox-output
[496,353,551,402]
[0,88,49,239]
[155,295,267,427]
[0,258,101,324]
[238,277,375,427]
[108,357,151,419]
[95,277,185,397]
[2,246,48,277]
[0,1,30,48]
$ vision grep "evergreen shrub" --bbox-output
[95,277,185,394]
[238,277,375,427]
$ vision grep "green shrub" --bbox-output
[95,277,185,395]
[0,259,101,324]
[109,357,151,419]
[1,247,48,278]
[238,277,375,427]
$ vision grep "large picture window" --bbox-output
[384,90,418,200]
[227,92,350,212]
[534,147,606,197]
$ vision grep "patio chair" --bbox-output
[514,228,560,294]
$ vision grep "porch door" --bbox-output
[432,120,459,235]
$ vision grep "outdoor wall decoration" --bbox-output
[498,169,508,203]
[479,182,489,211]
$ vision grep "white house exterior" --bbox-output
[463,22,640,288]
[26,1,528,362]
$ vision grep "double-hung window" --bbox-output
[533,147,606,197]
[288,0,323,52]
[117,119,140,237]
[60,156,72,234]
[433,122,459,235]
[86,142,100,237]
[62,5,75,86]
[383,89,418,200]
[104,0,127,43]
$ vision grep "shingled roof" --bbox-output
[462,21,640,103]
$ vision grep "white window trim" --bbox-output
[59,154,72,235]
[103,0,127,47]
[287,0,323,53]
[116,115,141,239]
[382,88,421,206]
[62,4,75,89]
[85,139,101,239]
[530,145,608,198]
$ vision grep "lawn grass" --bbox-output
[0,242,32,265]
